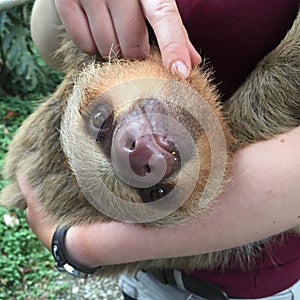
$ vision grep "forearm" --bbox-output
[67,126,300,268]
[30,0,62,69]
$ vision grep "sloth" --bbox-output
[0,11,299,277]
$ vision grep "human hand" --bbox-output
[18,175,127,268]
[18,176,56,250]
[54,0,201,77]
[18,176,100,268]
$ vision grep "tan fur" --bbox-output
[224,10,300,148]
[1,11,299,277]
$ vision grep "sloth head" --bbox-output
[60,54,229,222]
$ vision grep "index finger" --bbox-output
[140,0,200,77]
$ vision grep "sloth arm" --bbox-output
[21,125,300,268]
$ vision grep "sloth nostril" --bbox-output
[122,137,136,151]
[145,164,151,175]
[129,141,136,151]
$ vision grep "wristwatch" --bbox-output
[51,226,98,278]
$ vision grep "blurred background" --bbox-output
[0,1,122,299]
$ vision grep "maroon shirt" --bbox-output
[176,0,298,99]
[175,0,300,297]
[189,234,300,298]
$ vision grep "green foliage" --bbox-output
[0,3,69,299]
[0,2,63,97]
[0,96,69,299]
[0,208,68,300]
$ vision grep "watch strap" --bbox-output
[51,226,98,278]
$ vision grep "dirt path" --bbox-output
[56,275,123,300]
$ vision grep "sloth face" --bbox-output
[81,96,202,203]
[60,56,228,221]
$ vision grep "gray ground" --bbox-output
[56,275,123,300]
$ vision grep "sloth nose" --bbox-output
[112,121,180,187]
[127,133,176,177]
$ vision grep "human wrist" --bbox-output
[63,221,155,267]
[64,225,101,269]
[51,226,98,277]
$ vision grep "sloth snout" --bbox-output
[125,133,178,177]
[112,119,180,188]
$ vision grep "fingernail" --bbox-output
[171,61,189,79]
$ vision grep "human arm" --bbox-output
[30,0,200,75]
[22,125,300,268]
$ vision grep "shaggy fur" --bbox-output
[0,11,299,277]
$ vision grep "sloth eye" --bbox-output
[92,111,109,130]
[86,106,113,139]
[138,184,173,203]
[91,111,113,141]
[82,99,114,142]
[150,186,166,200]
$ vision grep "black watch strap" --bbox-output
[51,226,98,278]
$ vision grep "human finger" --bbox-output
[187,39,202,66]
[54,0,97,54]
[141,0,199,77]
[81,0,121,57]
[183,26,201,66]
[108,0,150,59]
